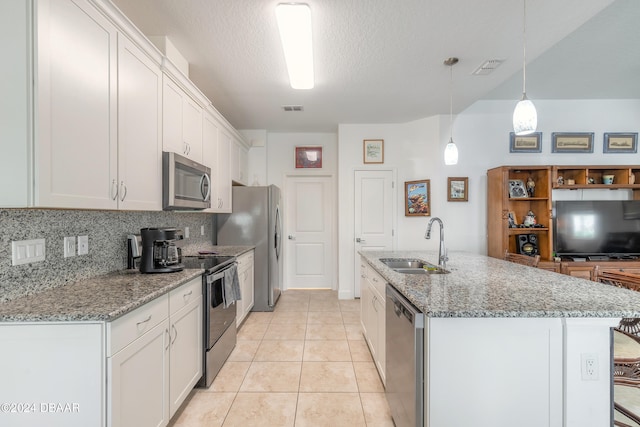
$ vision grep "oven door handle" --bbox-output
[206,270,226,284]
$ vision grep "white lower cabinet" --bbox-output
[109,319,170,427]
[168,281,203,417]
[108,277,202,427]
[236,250,255,326]
[360,258,386,384]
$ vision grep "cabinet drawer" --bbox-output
[170,277,203,316]
[108,295,169,356]
[368,269,387,296]
[237,251,254,272]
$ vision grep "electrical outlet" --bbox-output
[581,353,599,380]
[11,239,46,266]
[201,225,205,236]
[77,235,89,255]
[184,227,189,239]
[64,236,76,258]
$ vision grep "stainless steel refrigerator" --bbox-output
[216,185,282,311]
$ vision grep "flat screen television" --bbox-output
[554,200,640,258]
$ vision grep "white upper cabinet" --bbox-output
[217,128,233,212]
[230,137,249,185]
[117,34,162,211]
[35,0,119,209]
[162,76,203,162]
[0,0,244,210]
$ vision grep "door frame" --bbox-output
[352,168,398,297]
[282,171,338,291]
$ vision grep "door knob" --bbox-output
[356,237,366,243]
[288,235,296,240]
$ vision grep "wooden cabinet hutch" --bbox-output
[487,165,640,278]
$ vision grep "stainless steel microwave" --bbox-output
[162,152,211,210]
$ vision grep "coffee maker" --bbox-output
[139,227,184,273]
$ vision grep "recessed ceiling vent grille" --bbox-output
[472,59,504,75]
[282,105,304,112]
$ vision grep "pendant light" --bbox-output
[513,0,537,135]
[444,57,459,165]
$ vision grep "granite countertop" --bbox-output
[0,269,204,322]
[181,243,255,257]
[360,250,640,318]
[0,245,255,323]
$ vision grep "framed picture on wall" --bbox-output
[363,139,384,164]
[509,132,542,153]
[551,132,594,153]
[405,179,430,216]
[295,146,323,168]
[603,132,638,153]
[447,177,468,202]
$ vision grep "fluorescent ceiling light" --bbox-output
[276,3,314,89]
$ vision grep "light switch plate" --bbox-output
[11,239,46,266]
[64,236,76,258]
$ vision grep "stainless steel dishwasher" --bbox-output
[385,284,425,427]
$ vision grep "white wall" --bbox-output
[266,132,338,189]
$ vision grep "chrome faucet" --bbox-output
[425,217,447,268]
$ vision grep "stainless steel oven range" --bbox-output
[182,255,238,388]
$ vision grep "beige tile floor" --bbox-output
[169,289,393,427]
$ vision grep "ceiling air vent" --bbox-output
[472,59,504,76]
[282,105,304,112]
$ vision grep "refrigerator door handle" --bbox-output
[275,205,282,260]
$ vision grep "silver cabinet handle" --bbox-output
[183,289,193,299]
[171,324,178,345]
[120,181,127,202]
[136,315,151,326]
[111,179,118,200]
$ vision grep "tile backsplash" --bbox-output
[0,209,213,302]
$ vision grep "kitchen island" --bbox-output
[360,250,640,427]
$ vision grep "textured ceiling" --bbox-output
[111,0,635,132]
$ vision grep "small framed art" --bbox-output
[509,132,542,153]
[363,139,384,164]
[551,132,594,153]
[447,177,468,202]
[603,133,638,153]
[295,146,323,168]
[405,179,430,216]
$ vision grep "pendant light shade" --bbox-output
[444,57,459,165]
[512,0,537,135]
[444,137,458,165]
[513,95,537,135]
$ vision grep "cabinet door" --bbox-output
[217,129,232,212]
[36,0,118,209]
[202,113,219,213]
[117,34,162,211]
[162,77,184,155]
[169,296,203,417]
[182,95,203,162]
[230,139,240,183]
[239,144,249,185]
[373,289,386,384]
[108,320,170,427]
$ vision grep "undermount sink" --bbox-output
[379,258,450,274]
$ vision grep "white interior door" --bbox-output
[354,170,395,296]
[285,176,335,289]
